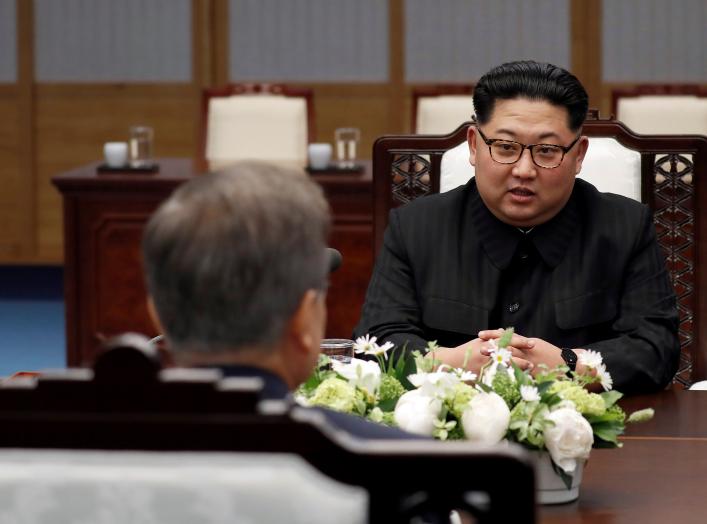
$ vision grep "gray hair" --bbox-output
[142,162,331,354]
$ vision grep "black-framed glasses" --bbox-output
[476,128,581,169]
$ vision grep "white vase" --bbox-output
[533,451,584,504]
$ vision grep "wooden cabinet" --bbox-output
[53,159,373,366]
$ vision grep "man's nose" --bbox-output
[512,148,537,178]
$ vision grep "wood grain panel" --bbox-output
[34,84,199,262]
[0,95,26,259]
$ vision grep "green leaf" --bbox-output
[550,459,574,490]
[377,398,398,412]
[398,354,419,390]
[591,422,622,446]
[497,327,515,349]
[600,390,623,408]
[476,382,493,393]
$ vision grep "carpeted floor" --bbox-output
[0,266,66,376]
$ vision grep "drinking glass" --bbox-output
[129,126,154,167]
[320,338,354,363]
[334,128,360,168]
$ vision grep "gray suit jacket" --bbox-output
[355,178,680,394]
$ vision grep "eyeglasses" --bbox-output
[476,128,581,169]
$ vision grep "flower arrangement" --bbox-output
[297,329,653,488]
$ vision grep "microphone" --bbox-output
[327,247,343,273]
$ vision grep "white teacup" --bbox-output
[308,143,332,169]
[104,142,128,168]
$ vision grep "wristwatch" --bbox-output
[560,348,578,374]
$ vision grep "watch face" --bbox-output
[561,348,577,370]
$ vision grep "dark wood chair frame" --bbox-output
[411,84,475,134]
[0,337,536,524]
[611,84,707,120]
[372,112,707,385]
[198,83,316,172]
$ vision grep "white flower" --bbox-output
[394,389,443,436]
[353,334,394,357]
[578,349,604,369]
[461,391,511,444]
[331,357,381,396]
[353,334,377,354]
[407,370,460,399]
[490,347,512,366]
[458,370,477,382]
[596,363,613,391]
[543,407,594,473]
[520,385,540,402]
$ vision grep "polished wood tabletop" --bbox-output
[540,389,707,523]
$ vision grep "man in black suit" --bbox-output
[355,61,679,394]
[142,162,418,439]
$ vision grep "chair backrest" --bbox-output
[199,84,315,172]
[412,85,475,134]
[612,85,707,135]
[372,114,707,386]
[0,334,535,523]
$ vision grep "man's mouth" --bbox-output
[509,187,535,197]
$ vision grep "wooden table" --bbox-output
[541,389,707,523]
[52,159,374,366]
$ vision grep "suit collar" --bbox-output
[469,179,579,269]
[209,365,291,400]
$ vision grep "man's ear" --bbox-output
[288,289,325,357]
[574,136,589,175]
[467,126,478,167]
[147,297,164,334]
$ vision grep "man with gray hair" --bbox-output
[142,161,417,439]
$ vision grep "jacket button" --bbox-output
[508,302,520,313]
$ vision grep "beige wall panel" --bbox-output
[313,90,396,160]
[35,85,199,261]
[0,96,26,259]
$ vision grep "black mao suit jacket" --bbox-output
[355,178,680,394]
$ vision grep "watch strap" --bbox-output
[560,347,578,374]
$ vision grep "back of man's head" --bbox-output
[143,162,330,356]
[473,60,589,132]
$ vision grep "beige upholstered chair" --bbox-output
[200,84,314,172]
[412,86,474,134]
[613,86,707,135]
[617,96,707,135]
[0,335,536,523]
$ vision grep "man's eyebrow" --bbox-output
[493,128,562,142]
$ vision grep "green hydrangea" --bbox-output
[367,407,397,426]
[379,374,407,403]
[605,403,626,423]
[492,369,521,408]
[310,378,359,413]
[449,382,478,418]
[509,400,550,448]
[550,381,606,417]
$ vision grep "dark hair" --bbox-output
[473,61,589,131]
[143,161,330,354]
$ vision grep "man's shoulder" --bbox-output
[574,178,647,221]
[394,181,472,220]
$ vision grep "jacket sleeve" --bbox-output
[353,208,429,352]
[587,206,680,394]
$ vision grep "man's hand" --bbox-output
[478,328,564,371]
[427,337,533,374]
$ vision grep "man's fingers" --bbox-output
[512,357,534,371]
[477,328,504,340]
